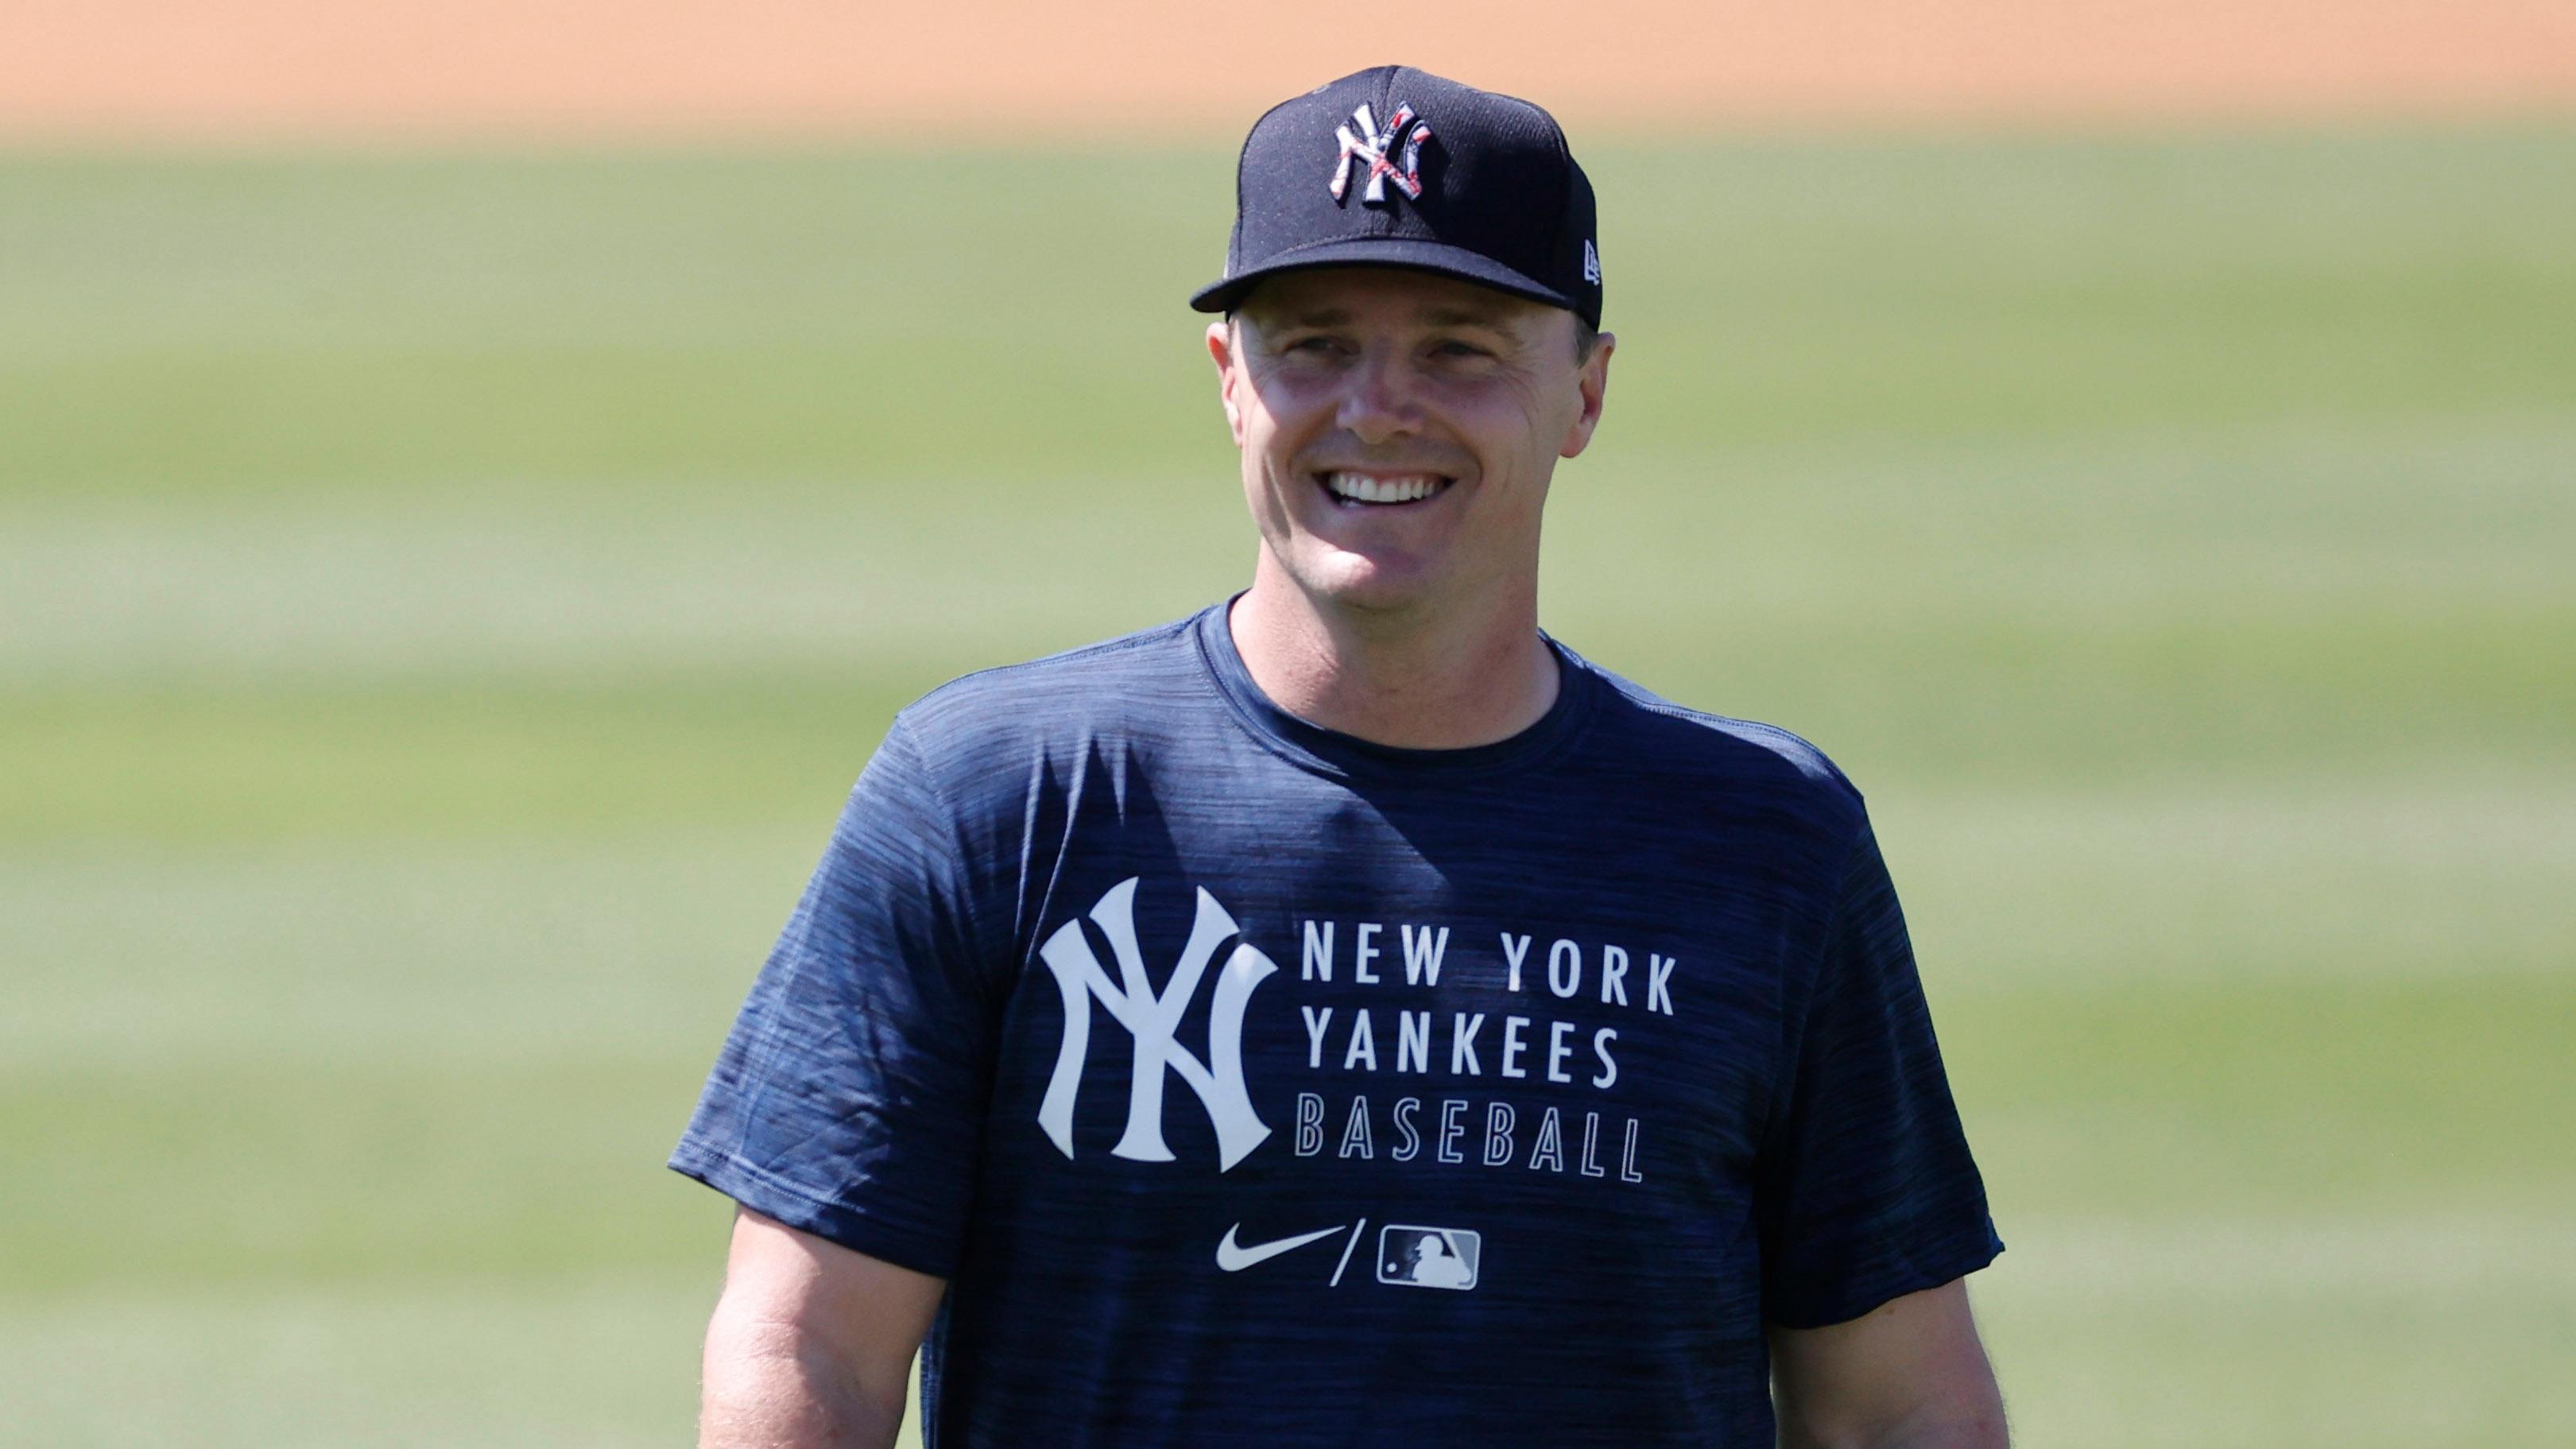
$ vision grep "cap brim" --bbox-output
[1190,236,1577,318]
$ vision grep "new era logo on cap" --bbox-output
[1191,64,1603,328]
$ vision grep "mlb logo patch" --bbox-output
[1377,1224,1481,1291]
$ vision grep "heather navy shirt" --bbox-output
[672,602,2002,1447]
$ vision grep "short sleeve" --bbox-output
[668,719,995,1278]
[1755,819,2004,1328]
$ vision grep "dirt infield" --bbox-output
[8,0,2576,141]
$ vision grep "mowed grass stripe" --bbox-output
[6,599,2566,850]
[0,675,924,847]
[2,1055,712,1296]
[2,1261,2562,1449]
[0,1280,710,1449]
[0,831,830,1071]
[1942,973,2576,1217]
[1991,1284,2576,1447]
[8,776,2570,1061]
[6,128,2572,498]
[1881,778,2576,985]
[1996,1213,2576,1300]
[11,422,2572,680]
[5,974,2567,1296]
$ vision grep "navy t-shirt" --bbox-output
[672,601,2003,1447]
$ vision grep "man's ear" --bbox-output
[1207,319,1246,446]
[1559,331,1615,459]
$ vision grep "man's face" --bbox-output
[1208,267,1611,618]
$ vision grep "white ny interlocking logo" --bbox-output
[1331,102,1433,204]
[1036,878,1277,1172]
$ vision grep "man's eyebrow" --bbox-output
[1263,307,1354,327]
[1417,304,1516,328]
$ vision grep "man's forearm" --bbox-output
[1865,1367,2008,1449]
[699,1308,906,1449]
[1780,1420,2006,1449]
[1769,1279,2008,1449]
[1869,1414,2008,1449]
[1777,1389,2009,1449]
[1865,1416,2008,1449]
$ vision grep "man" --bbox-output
[673,64,2007,1447]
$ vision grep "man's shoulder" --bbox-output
[890,609,1212,756]
[1566,649,1868,827]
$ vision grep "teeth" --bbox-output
[1326,471,1443,504]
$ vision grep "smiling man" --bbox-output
[674,65,2007,1448]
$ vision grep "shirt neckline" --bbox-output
[1191,595,1598,783]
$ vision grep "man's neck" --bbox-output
[1228,563,1559,750]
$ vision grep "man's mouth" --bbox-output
[1316,470,1455,507]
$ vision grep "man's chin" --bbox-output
[1292,550,1446,616]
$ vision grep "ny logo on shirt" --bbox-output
[1036,878,1277,1172]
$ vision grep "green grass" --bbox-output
[3,123,2572,1446]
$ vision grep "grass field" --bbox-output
[5,125,2573,1446]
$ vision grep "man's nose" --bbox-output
[1335,351,1420,444]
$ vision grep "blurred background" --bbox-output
[5,3,2571,1444]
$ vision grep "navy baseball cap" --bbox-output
[1191,65,1602,327]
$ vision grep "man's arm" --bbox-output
[699,1207,947,1449]
[1768,1278,2007,1449]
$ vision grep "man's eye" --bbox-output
[1432,340,1490,358]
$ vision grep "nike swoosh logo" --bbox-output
[1215,1222,1345,1272]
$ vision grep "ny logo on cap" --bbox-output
[1330,103,1433,205]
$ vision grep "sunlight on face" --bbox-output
[1210,267,1610,619]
